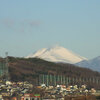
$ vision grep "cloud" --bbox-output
[29,21,41,27]
[22,20,41,27]
[0,18,41,28]
[0,18,42,33]
[1,18,14,28]
[20,20,42,33]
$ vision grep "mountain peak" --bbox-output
[76,56,100,72]
[26,46,87,64]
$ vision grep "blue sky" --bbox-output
[0,0,100,59]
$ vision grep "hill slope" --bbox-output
[2,56,99,89]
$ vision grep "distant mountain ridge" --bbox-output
[76,56,100,72]
[26,46,87,64]
[26,46,100,72]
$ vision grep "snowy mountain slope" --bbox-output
[76,56,100,72]
[26,46,87,64]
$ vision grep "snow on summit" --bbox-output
[26,46,87,64]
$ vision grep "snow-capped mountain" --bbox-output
[76,56,100,72]
[26,46,87,64]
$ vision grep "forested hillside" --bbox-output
[0,57,100,89]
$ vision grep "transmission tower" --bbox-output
[5,52,9,81]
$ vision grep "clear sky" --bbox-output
[0,0,100,59]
